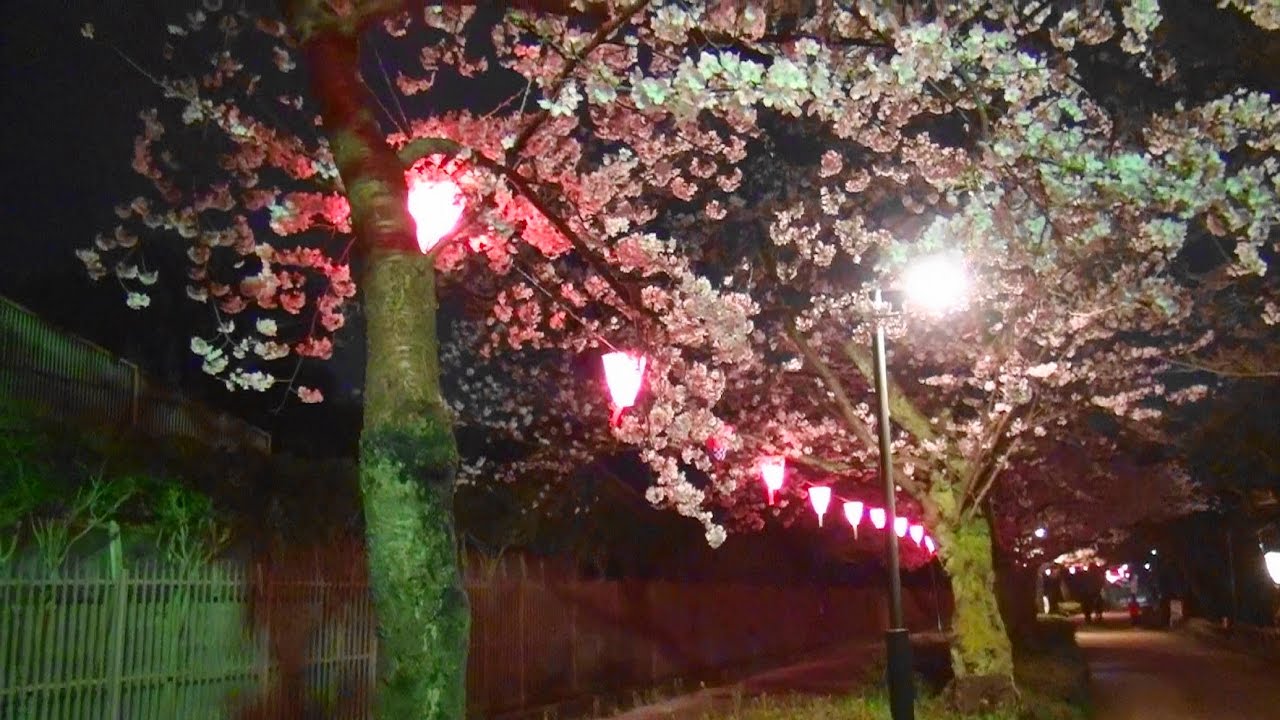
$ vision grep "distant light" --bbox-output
[893,517,908,539]
[902,252,969,314]
[1151,549,1158,556]
[406,178,465,253]
[1143,562,1151,570]
[923,536,936,554]
[1069,566,1077,575]
[808,486,832,527]
[1034,527,1047,539]
[1265,551,1280,585]
[1105,563,1132,585]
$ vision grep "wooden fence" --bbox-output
[0,558,374,720]
[1,552,950,719]
[466,573,948,717]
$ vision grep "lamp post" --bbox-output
[871,287,914,720]
[872,252,969,720]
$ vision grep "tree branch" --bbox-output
[840,339,939,444]
[785,322,925,498]
[1163,354,1280,379]
[507,0,651,158]
[964,418,1023,522]
[471,154,645,321]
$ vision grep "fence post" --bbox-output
[569,582,578,694]
[105,522,127,719]
[255,564,270,708]
[518,580,527,708]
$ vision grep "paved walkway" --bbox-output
[1079,617,1280,719]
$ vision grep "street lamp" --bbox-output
[873,252,968,720]
[1266,552,1280,586]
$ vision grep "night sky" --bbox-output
[1,0,364,453]
[3,0,188,360]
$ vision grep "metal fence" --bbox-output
[2,546,950,720]
[0,557,375,720]
[0,297,270,453]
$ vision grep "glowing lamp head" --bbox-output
[909,524,925,546]
[601,351,646,425]
[843,501,864,528]
[902,252,969,314]
[1034,527,1047,539]
[869,507,887,530]
[1265,551,1280,586]
[759,456,786,505]
[923,536,936,554]
[406,177,465,254]
[808,486,832,527]
[893,516,909,538]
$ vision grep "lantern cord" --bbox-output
[511,262,621,352]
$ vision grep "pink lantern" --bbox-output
[893,516,908,538]
[869,507,887,530]
[843,501,864,539]
[923,536,936,554]
[808,486,832,527]
[601,351,647,425]
[909,524,925,546]
[406,177,465,253]
[759,456,786,505]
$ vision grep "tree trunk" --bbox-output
[360,251,469,720]
[993,559,1038,646]
[936,513,1016,712]
[282,6,469,718]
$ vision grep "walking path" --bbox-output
[1079,616,1280,719]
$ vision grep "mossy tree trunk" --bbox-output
[933,510,1016,712]
[283,3,468,718]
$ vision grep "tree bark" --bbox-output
[936,513,1016,712]
[282,5,469,718]
[359,251,469,720]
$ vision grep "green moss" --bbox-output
[356,246,466,718]
[396,137,463,167]
[936,516,1015,683]
[329,126,372,168]
[360,420,468,720]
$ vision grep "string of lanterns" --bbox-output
[602,350,939,558]
[769,455,938,557]
[406,169,931,559]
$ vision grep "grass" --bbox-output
[700,618,1089,720]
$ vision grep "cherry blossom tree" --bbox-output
[983,426,1207,635]
[82,0,1280,714]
